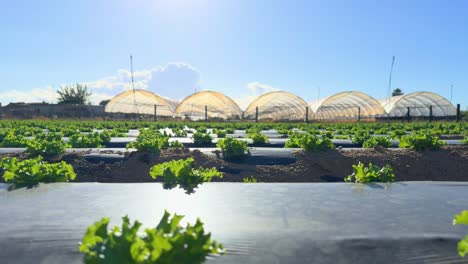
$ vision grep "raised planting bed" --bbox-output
[1,146,467,183]
[0,182,467,263]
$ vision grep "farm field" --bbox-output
[0,120,467,184]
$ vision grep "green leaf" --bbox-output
[454,211,468,226]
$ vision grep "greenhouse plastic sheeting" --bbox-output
[176,91,242,120]
[104,89,177,116]
[380,92,457,117]
[0,182,467,264]
[309,91,386,120]
[244,91,308,121]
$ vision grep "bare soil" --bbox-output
[1,146,467,183]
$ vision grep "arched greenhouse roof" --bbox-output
[244,91,308,121]
[104,90,177,116]
[379,91,456,117]
[309,91,385,120]
[175,91,242,120]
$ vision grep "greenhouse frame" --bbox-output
[104,89,459,122]
[243,91,309,121]
[104,90,177,117]
[175,91,242,120]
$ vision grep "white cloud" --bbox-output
[233,81,280,109]
[0,63,201,105]
[0,87,58,105]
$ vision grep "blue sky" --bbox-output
[0,0,467,109]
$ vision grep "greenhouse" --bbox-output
[175,91,242,120]
[243,91,308,121]
[309,91,386,121]
[104,90,177,117]
[379,92,457,117]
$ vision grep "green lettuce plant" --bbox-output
[150,158,222,194]
[216,137,249,161]
[79,211,224,264]
[0,156,76,188]
[399,133,445,150]
[362,136,392,148]
[285,132,334,152]
[453,210,468,257]
[192,132,212,146]
[127,129,169,154]
[26,133,66,158]
[248,132,268,144]
[344,162,394,183]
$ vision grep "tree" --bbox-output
[392,88,404,96]
[57,84,92,105]
[99,99,110,106]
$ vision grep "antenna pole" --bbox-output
[130,55,139,119]
[450,84,453,103]
[387,56,395,107]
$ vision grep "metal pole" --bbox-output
[205,105,208,122]
[407,107,411,123]
[457,104,461,122]
[255,106,259,123]
[305,106,309,123]
[358,107,361,122]
[154,105,157,122]
[429,105,433,123]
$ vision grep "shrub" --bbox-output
[463,136,468,145]
[285,132,334,152]
[79,211,224,264]
[216,137,249,161]
[399,133,445,150]
[243,176,257,183]
[127,129,169,153]
[362,136,392,148]
[248,132,268,144]
[344,162,394,183]
[26,133,66,158]
[150,158,222,194]
[192,132,212,146]
[453,210,468,257]
[1,156,76,187]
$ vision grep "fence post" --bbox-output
[205,105,208,122]
[457,104,461,122]
[429,105,433,123]
[358,107,361,122]
[255,106,258,123]
[305,106,309,123]
[154,105,158,122]
[406,107,411,123]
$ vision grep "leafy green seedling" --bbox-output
[79,211,224,264]
[399,133,445,151]
[243,176,257,183]
[150,158,222,194]
[344,162,394,183]
[216,137,249,161]
[1,156,76,188]
[453,210,468,257]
